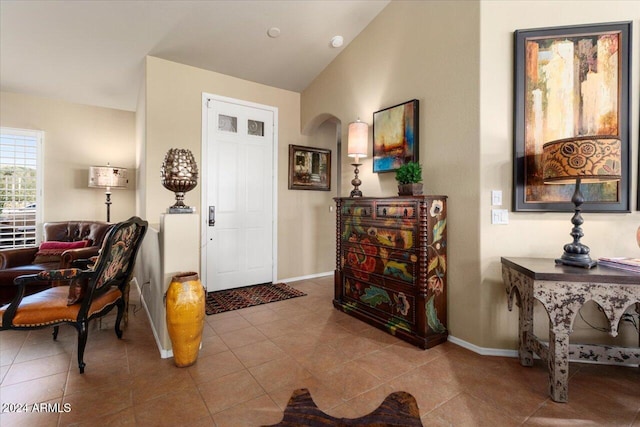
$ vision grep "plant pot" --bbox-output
[165,272,205,367]
[398,183,423,196]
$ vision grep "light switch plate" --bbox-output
[491,190,502,206]
[491,209,509,225]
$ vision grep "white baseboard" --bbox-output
[280,271,333,284]
[447,335,639,367]
[132,277,173,359]
[447,334,518,358]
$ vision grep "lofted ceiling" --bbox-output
[0,0,389,112]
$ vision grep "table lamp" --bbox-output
[88,164,129,222]
[348,118,368,197]
[542,135,621,268]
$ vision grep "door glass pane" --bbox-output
[218,115,237,133]
[248,120,264,136]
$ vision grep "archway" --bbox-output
[302,113,342,196]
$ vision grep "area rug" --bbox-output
[205,282,306,315]
[263,388,423,427]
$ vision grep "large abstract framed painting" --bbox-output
[513,21,631,212]
[288,145,331,191]
[373,99,419,173]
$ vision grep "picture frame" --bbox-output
[288,145,331,191]
[638,69,640,211]
[513,21,631,212]
[373,99,419,173]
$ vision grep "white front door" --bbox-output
[203,96,276,292]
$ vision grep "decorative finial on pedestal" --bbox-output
[161,148,199,213]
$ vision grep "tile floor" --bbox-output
[0,275,638,426]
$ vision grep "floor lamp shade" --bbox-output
[542,135,621,268]
[348,119,368,198]
[88,166,129,189]
[88,165,129,222]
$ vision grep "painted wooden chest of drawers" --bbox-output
[333,196,448,349]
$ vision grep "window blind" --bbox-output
[0,128,41,248]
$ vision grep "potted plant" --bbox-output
[395,161,423,196]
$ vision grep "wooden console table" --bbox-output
[501,257,640,402]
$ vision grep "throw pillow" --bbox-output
[33,240,89,264]
[39,240,89,250]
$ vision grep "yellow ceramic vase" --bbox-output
[165,272,205,367]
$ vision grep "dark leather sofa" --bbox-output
[0,220,112,304]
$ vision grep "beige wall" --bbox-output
[302,1,483,344]
[299,119,340,274]
[480,1,640,348]
[303,0,640,350]
[0,91,137,225]
[136,62,147,222]
[144,56,335,281]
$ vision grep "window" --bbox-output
[0,128,42,248]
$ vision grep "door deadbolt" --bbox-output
[209,206,215,226]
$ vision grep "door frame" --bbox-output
[200,93,279,288]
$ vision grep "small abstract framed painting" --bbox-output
[373,99,419,173]
[288,145,331,191]
[513,21,631,212]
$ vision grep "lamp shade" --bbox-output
[347,119,368,158]
[88,165,129,189]
[542,135,621,184]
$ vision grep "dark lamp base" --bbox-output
[554,177,597,269]
[350,163,363,198]
[555,251,597,269]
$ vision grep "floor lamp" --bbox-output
[88,164,129,222]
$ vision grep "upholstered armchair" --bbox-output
[0,216,148,373]
[0,221,112,304]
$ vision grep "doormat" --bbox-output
[205,282,306,315]
[263,388,423,426]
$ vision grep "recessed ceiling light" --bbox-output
[267,27,281,38]
[330,35,344,48]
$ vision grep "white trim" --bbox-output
[272,109,279,283]
[280,271,333,284]
[132,277,173,359]
[200,93,279,288]
[447,335,639,367]
[447,335,519,358]
[201,95,209,276]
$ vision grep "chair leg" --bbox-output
[52,326,59,340]
[76,322,88,374]
[123,279,130,327]
[114,299,125,339]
